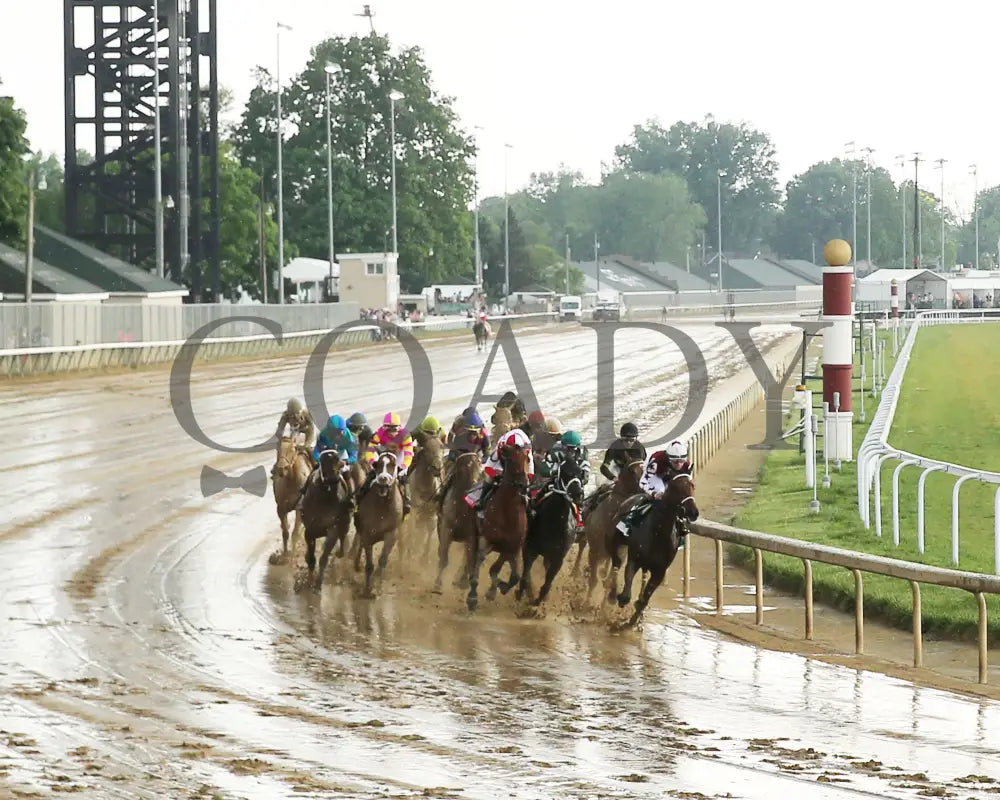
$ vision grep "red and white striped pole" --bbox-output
[890,278,899,325]
[822,239,854,462]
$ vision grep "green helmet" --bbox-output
[561,430,582,448]
[420,416,441,434]
[286,397,303,415]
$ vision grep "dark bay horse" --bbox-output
[578,459,645,592]
[406,435,444,557]
[434,452,481,593]
[516,457,585,606]
[466,443,532,611]
[299,451,359,591]
[473,320,491,352]
[608,473,699,627]
[354,451,405,598]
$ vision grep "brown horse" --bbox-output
[353,451,405,598]
[434,452,482,593]
[299,451,359,591]
[579,459,645,600]
[490,406,514,445]
[272,436,312,557]
[607,473,699,627]
[466,443,532,611]
[405,435,444,557]
[473,320,491,352]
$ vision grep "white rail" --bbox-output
[857,309,1000,571]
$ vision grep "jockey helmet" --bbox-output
[462,406,477,417]
[383,412,402,428]
[286,397,303,415]
[666,439,689,470]
[561,430,582,448]
[329,414,347,431]
[620,422,638,439]
[419,416,441,434]
[527,410,545,428]
[545,417,563,435]
[498,391,517,406]
[464,410,484,428]
[348,412,367,428]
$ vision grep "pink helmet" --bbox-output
[383,412,401,427]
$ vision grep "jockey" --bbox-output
[438,410,491,505]
[346,412,374,454]
[519,409,546,439]
[274,397,315,457]
[493,391,526,426]
[413,415,447,449]
[532,416,561,460]
[532,430,590,524]
[580,422,647,517]
[448,406,478,445]
[359,412,415,514]
[615,440,693,539]
[312,415,359,469]
[471,427,535,514]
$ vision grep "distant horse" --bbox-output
[607,472,699,628]
[299,450,362,591]
[473,319,491,352]
[434,452,481,593]
[406,436,444,556]
[465,442,532,611]
[578,459,645,596]
[271,436,312,557]
[516,457,585,606]
[490,406,515,445]
[354,451,405,598]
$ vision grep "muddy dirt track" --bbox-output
[2,322,1000,799]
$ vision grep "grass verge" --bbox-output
[732,322,1000,642]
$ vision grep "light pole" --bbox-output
[275,21,292,304]
[594,233,600,293]
[935,158,946,269]
[912,153,922,267]
[389,89,404,254]
[503,142,512,312]
[473,125,484,288]
[25,169,48,305]
[896,155,906,268]
[846,142,857,266]
[324,63,340,298]
[565,232,570,295]
[152,0,164,278]
[862,146,874,267]
[716,170,724,291]
[970,164,979,270]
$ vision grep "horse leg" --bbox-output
[305,533,317,573]
[433,518,451,594]
[485,553,505,601]
[627,567,665,627]
[378,529,397,586]
[466,534,487,612]
[534,552,565,607]
[570,535,588,577]
[314,529,338,591]
[617,553,640,608]
[278,508,290,555]
[499,552,520,596]
[353,530,363,572]
[515,545,539,602]
[605,545,625,605]
[362,544,376,598]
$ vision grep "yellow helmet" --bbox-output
[545,417,563,435]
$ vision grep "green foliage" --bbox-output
[231,34,474,293]
[955,185,1000,268]
[24,151,65,232]
[614,115,781,255]
[0,85,30,243]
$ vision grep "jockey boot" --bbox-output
[475,478,496,516]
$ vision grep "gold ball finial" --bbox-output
[824,239,852,267]
[890,278,898,286]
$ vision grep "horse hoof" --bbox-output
[514,588,523,602]
[485,589,497,602]
[617,594,630,608]
[431,584,443,595]
[466,598,478,612]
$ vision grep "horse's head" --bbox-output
[318,449,345,487]
[618,459,645,493]
[501,442,531,482]
[554,458,585,503]
[666,472,699,521]
[373,451,398,493]
[274,437,297,478]
[420,436,444,476]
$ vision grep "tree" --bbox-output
[231,34,474,292]
[614,115,780,255]
[956,185,1000,269]
[0,81,30,243]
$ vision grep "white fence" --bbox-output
[857,309,1000,571]
[622,286,822,312]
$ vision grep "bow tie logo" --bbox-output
[200,465,268,498]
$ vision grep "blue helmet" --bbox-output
[464,410,484,428]
[329,414,347,431]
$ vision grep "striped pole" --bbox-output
[890,278,899,324]
[822,239,855,462]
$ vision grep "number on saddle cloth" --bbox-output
[463,482,484,508]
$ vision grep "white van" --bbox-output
[559,295,582,321]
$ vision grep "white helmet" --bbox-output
[665,440,688,460]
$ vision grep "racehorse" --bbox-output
[490,406,515,445]
[272,436,312,557]
[299,450,361,591]
[406,435,444,556]
[434,452,481,593]
[473,319,491,352]
[607,472,699,627]
[353,451,405,598]
[466,442,532,611]
[516,457,585,606]
[578,459,645,596]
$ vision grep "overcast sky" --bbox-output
[2,1,995,218]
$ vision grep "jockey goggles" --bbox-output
[669,457,687,470]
